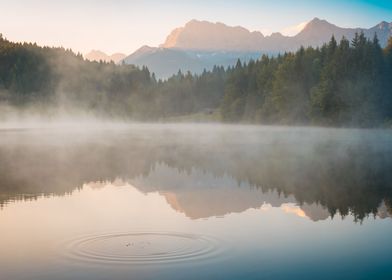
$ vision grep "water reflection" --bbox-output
[1,125,392,279]
[64,231,224,266]
[0,124,392,222]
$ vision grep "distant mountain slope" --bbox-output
[161,19,265,51]
[124,18,392,78]
[161,18,392,52]
[294,18,392,48]
[366,21,392,46]
[85,50,126,63]
[293,18,360,46]
[123,46,261,79]
[123,46,203,78]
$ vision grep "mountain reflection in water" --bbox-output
[1,124,391,222]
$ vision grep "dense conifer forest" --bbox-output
[0,33,391,126]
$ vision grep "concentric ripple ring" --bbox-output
[62,232,223,265]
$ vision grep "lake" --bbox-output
[0,123,392,280]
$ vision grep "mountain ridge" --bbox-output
[121,18,392,78]
[84,50,126,64]
[160,18,392,52]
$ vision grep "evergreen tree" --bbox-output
[0,33,391,126]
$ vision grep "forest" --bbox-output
[0,33,391,126]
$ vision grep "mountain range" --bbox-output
[84,50,126,63]
[86,18,392,78]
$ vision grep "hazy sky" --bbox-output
[0,0,391,54]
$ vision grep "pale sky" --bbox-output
[0,0,391,55]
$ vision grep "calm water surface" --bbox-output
[0,124,392,280]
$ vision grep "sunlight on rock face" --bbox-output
[281,204,307,218]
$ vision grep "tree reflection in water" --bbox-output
[0,125,391,222]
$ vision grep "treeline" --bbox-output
[0,33,230,119]
[0,34,153,117]
[222,33,392,126]
[0,33,392,126]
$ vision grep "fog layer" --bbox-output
[0,124,391,221]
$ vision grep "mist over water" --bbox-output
[0,122,392,279]
[1,122,391,218]
[1,1,392,278]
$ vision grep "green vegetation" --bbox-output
[222,34,392,126]
[1,33,392,126]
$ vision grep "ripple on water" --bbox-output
[62,232,224,265]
